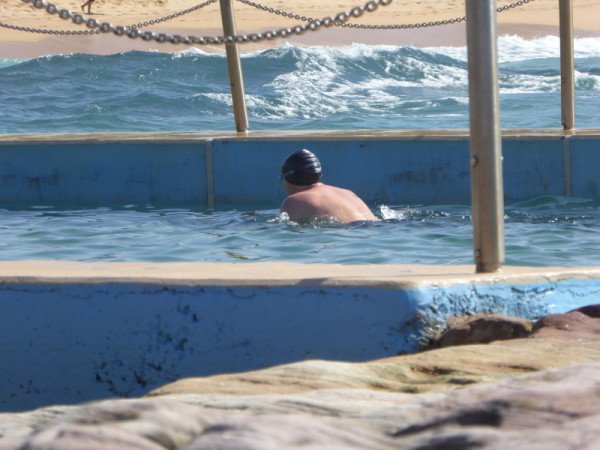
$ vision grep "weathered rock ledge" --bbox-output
[1,305,599,449]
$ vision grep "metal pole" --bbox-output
[559,0,575,130]
[219,0,249,132]
[466,0,504,273]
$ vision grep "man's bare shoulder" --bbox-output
[326,185,361,199]
[281,191,321,221]
[282,190,318,205]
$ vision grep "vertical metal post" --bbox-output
[205,140,215,209]
[559,0,575,130]
[219,0,249,132]
[466,0,504,273]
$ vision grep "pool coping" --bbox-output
[2,260,600,289]
[2,128,600,144]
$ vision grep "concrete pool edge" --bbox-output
[2,261,600,411]
[2,128,600,143]
[2,260,600,288]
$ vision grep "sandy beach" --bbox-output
[1,0,600,57]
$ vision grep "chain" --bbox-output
[0,21,102,34]
[11,0,392,44]
[239,0,534,29]
[0,0,218,35]
[1,0,535,40]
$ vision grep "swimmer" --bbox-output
[81,0,95,14]
[280,149,379,223]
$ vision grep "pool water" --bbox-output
[0,196,598,267]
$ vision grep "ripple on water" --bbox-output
[0,197,598,266]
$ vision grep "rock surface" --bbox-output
[1,305,599,449]
[429,312,533,348]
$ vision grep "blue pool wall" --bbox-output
[1,273,599,412]
[0,130,598,207]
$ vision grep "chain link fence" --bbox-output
[0,0,534,44]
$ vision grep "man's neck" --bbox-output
[287,182,322,195]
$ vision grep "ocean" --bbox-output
[1,35,599,133]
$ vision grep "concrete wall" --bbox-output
[1,130,598,207]
[1,261,600,412]
[0,141,207,205]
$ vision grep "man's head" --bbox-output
[281,149,322,186]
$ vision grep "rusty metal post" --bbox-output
[466,0,505,273]
[219,0,249,132]
[559,0,575,130]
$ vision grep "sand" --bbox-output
[1,0,600,57]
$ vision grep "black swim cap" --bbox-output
[281,149,322,186]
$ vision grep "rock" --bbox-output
[532,304,600,338]
[3,363,600,449]
[430,313,533,348]
[575,304,600,318]
[2,398,207,450]
[389,362,600,449]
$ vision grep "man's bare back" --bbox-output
[281,183,378,223]
[279,149,379,223]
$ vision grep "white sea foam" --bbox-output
[575,71,600,91]
[0,58,26,69]
[84,104,105,113]
[195,92,233,106]
[379,205,407,220]
[573,37,600,57]
[241,36,585,120]
[499,72,562,94]
[421,36,600,63]
[173,47,212,57]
